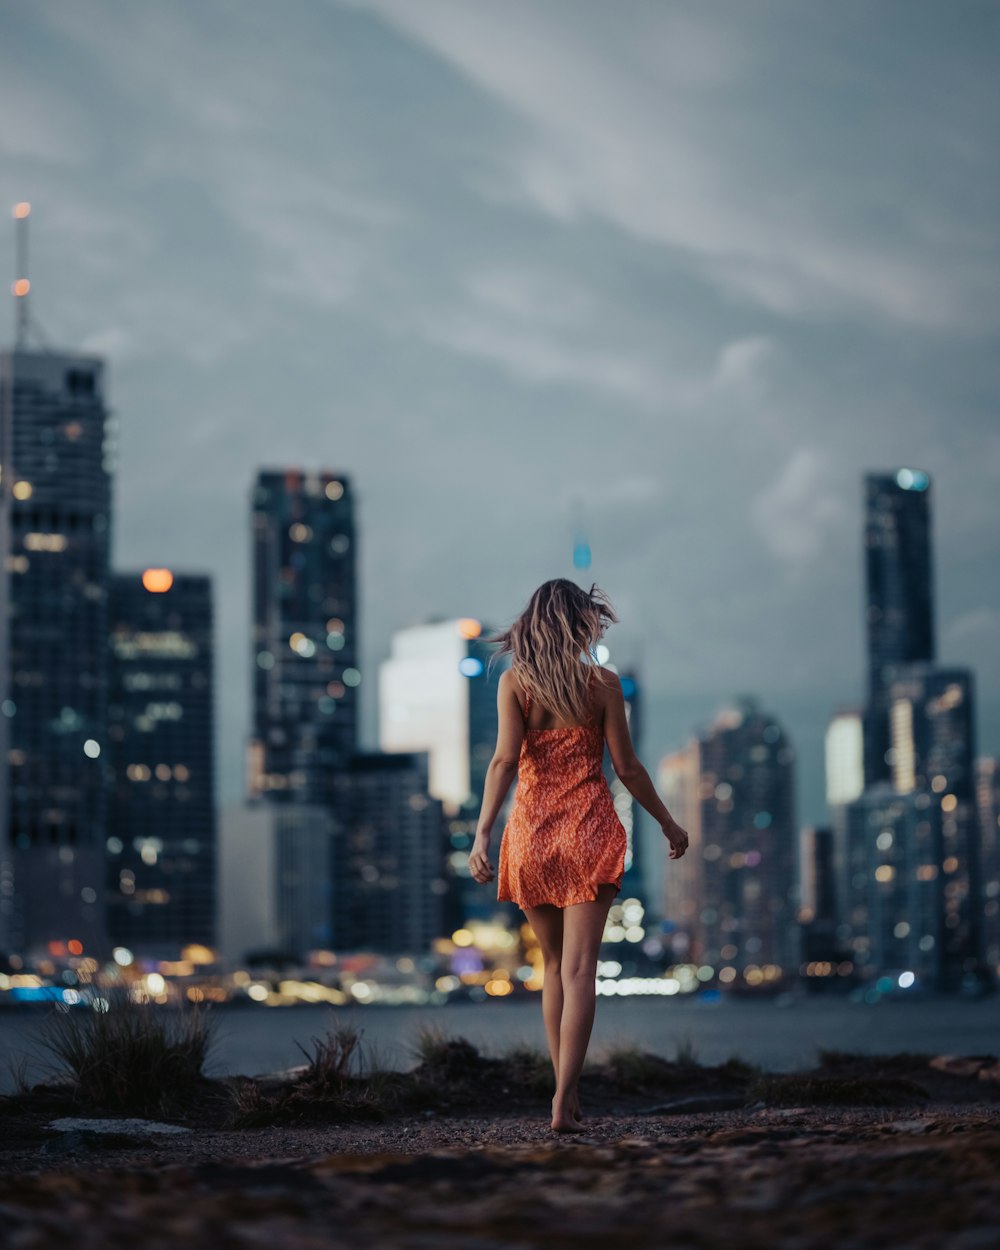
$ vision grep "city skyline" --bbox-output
[1,1,997,828]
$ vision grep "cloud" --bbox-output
[347,0,999,331]
[751,448,851,572]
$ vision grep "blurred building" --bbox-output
[658,697,797,976]
[862,469,935,787]
[841,783,944,986]
[105,570,216,957]
[274,802,338,955]
[824,705,865,955]
[247,468,359,805]
[975,757,1000,976]
[799,825,842,967]
[220,800,341,961]
[658,739,702,964]
[0,348,113,955]
[606,666,646,908]
[331,750,444,954]
[889,664,982,988]
[218,801,279,962]
[378,617,506,929]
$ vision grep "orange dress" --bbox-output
[497,671,627,909]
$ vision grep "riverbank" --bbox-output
[3,1039,1000,1247]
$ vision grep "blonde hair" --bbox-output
[486,579,618,724]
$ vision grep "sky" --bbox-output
[1,0,998,829]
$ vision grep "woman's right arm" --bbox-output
[601,672,689,859]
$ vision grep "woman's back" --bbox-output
[498,666,626,909]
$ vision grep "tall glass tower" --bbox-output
[0,348,114,955]
[863,469,934,785]
[660,697,797,978]
[248,469,358,805]
[106,570,216,956]
[378,617,506,929]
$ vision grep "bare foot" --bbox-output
[551,1096,584,1133]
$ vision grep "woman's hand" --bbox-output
[468,835,495,884]
[662,819,690,860]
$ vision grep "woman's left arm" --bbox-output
[467,671,524,884]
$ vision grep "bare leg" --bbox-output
[551,884,616,1132]
[524,903,581,1124]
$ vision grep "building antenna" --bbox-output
[571,496,591,573]
[12,202,31,349]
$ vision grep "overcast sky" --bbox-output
[2,0,998,827]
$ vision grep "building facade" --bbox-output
[248,469,359,805]
[0,349,113,954]
[842,783,944,987]
[106,570,216,956]
[863,469,935,787]
[378,617,506,929]
[607,667,646,906]
[658,697,797,977]
[331,750,444,954]
[889,664,982,988]
[974,757,1000,976]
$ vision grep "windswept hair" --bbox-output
[485,579,618,724]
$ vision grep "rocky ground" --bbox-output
[2,1050,1000,1248]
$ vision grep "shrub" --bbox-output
[37,989,214,1116]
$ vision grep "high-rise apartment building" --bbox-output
[974,758,1000,975]
[331,750,444,954]
[841,783,944,986]
[607,667,646,906]
[248,469,358,805]
[658,697,797,975]
[378,617,505,928]
[0,348,113,954]
[106,570,216,956]
[889,664,981,988]
[863,470,935,786]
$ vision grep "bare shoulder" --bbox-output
[499,668,521,700]
[591,666,621,695]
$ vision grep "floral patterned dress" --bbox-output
[497,669,627,909]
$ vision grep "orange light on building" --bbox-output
[142,568,174,593]
[67,939,83,955]
[457,618,481,639]
[13,202,30,219]
[12,278,30,297]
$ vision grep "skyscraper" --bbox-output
[106,570,216,956]
[248,469,359,804]
[659,697,797,977]
[889,664,981,987]
[799,827,838,947]
[330,750,444,953]
[841,783,944,986]
[863,469,934,786]
[824,705,865,955]
[378,617,506,928]
[0,348,114,955]
[608,667,646,907]
[974,758,1000,975]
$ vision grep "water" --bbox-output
[1,994,998,1094]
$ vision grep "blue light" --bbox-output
[896,468,929,491]
[753,811,772,829]
[620,677,637,699]
[459,657,484,677]
[573,542,591,569]
[10,986,64,1003]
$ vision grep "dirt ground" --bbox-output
[2,1102,1000,1249]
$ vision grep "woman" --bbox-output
[468,579,690,1133]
